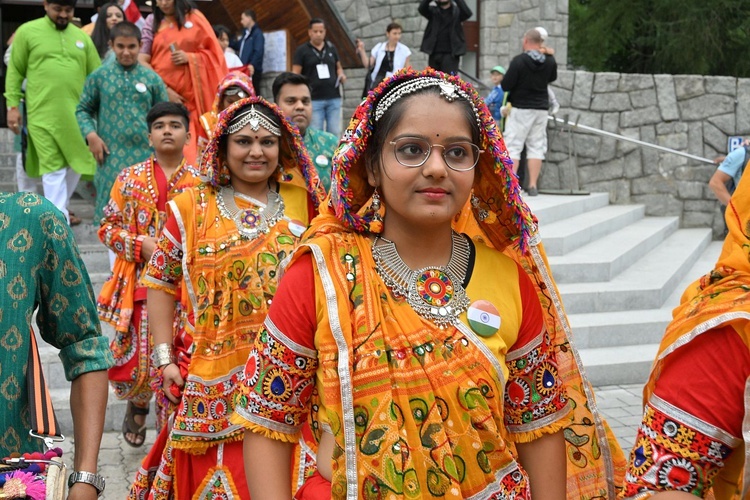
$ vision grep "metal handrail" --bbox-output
[548,115,715,165]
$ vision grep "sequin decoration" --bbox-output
[416,269,454,308]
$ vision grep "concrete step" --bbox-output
[548,217,679,283]
[525,192,610,226]
[51,386,157,434]
[0,157,19,182]
[79,243,111,275]
[568,241,721,350]
[569,308,672,350]
[0,141,18,154]
[578,343,660,386]
[0,152,18,169]
[540,204,645,256]
[557,228,713,314]
[571,240,723,385]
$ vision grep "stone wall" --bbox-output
[480,0,568,77]
[543,69,750,237]
[330,0,569,120]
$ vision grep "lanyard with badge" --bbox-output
[313,45,331,80]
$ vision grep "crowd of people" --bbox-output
[0,0,748,499]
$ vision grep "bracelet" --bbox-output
[134,235,145,262]
[151,343,174,368]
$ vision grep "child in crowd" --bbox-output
[77,21,168,240]
[97,102,201,448]
[486,65,506,128]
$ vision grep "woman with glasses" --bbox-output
[231,69,624,498]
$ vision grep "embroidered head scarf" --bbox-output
[324,67,535,253]
[305,68,626,496]
[211,70,255,114]
[200,95,325,207]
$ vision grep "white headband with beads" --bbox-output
[227,105,281,136]
[374,78,480,126]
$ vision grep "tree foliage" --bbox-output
[569,0,750,76]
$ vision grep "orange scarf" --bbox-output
[643,168,750,498]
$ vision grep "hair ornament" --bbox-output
[374,76,480,126]
[227,105,281,136]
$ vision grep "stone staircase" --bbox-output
[525,193,721,387]
[0,128,722,434]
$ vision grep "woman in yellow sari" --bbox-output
[621,171,750,497]
[127,97,324,499]
[232,69,624,498]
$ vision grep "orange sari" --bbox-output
[150,10,227,164]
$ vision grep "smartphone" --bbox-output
[169,43,177,53]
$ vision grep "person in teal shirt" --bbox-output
[0,192,113,497]
[5,0,101,224]
[272,72,338,191]
[77,21,169,225]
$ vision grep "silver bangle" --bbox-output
[151,343,174,368]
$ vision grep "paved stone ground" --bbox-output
[56,384,644,498]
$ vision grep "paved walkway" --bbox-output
[57,384,644,498]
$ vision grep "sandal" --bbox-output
[68,212,82,226]
[122,401,149,447]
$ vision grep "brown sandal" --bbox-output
[68,212,82,226]
[122,401,149,447]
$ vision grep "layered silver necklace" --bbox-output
[216,184,285,240]
[372,231,471,327]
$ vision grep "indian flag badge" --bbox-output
[467,300,501,337]
[288,219,306,237]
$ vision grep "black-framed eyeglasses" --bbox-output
[388,137,484,172]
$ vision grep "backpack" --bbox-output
[727,145,750,195]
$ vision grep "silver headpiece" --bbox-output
[227,105,282,136]
[374,77,480,126]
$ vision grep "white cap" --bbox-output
[534,26,548,42]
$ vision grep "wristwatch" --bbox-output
[68,471,106,496]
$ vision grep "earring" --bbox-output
[370,188,381,211]
[368,188,384,234]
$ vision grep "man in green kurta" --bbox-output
[0,192,113,498]
[76,21,169,224]
[272,72,339,190]
[5,0,100,224]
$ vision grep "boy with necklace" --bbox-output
[97,102,200,448]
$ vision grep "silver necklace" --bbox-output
[372,231,471,327]
[216,184,285,240]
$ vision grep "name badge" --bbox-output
[135,82,147,93]
[184,21,193,29]
[75,40,85,49]
[315,154,329,166]
[316,63,331,80]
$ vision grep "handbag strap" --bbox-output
[27,328,62,440]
